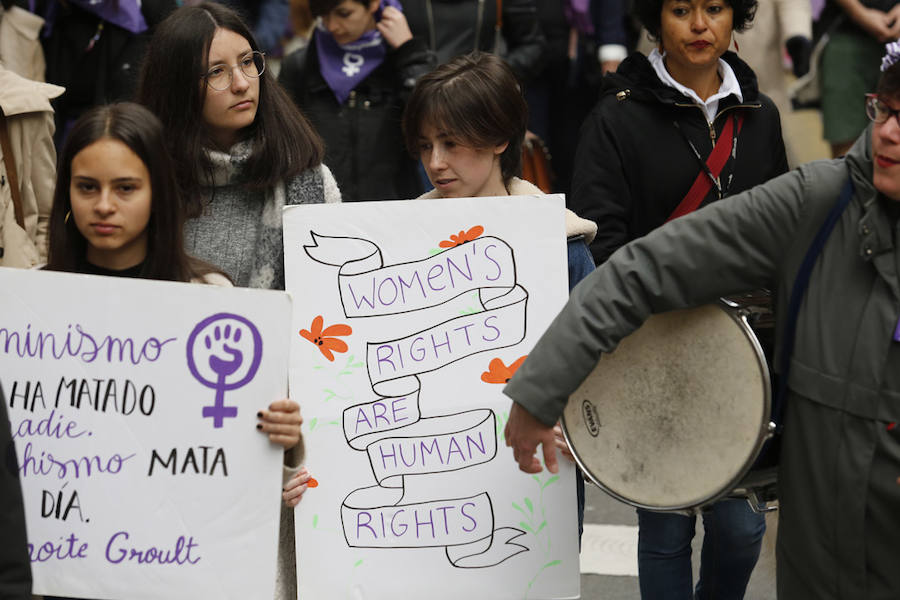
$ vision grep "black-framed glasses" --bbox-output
[865,93,900,126]
[204,51,266,91]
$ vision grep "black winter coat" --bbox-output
[279,36,435,202]
[570,51,788,265]
[400,0,546,82]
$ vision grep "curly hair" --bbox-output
[634,0,757,41]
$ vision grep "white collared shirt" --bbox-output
[648,48,743,124]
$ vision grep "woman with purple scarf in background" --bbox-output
[279,0,435,201]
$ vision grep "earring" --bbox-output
[65,210,71,224]
[733,35,739,52]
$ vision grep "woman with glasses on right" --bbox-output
[565,0,787,597]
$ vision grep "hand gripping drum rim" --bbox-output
[560,302,775,512]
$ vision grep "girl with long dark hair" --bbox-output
[137,1,341,291]
[46,102,309,600]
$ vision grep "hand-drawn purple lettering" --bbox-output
[27,532,89,563]
[0,322,176,364]
[104,531,201,566]
[305,230,530,569]
[18,441,136,480]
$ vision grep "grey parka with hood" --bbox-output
[505,126,900,599]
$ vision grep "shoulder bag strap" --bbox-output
[0,109,25,230]
[773,176,855,429]
[666,112,745,222]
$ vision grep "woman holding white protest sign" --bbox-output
[44,101,308,600]
[137,6,331,592]
[401,52,597,540]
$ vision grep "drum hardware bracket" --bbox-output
[745,490,778,514]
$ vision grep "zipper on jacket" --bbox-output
[616,89,631,101]
[349,90,358,199]
[673,101,761,145]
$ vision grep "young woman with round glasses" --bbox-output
[137,2,341,292]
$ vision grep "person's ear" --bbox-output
[494,141,509,155]
[368,0,380,16]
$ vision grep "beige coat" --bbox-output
[418,176,598,243]
[0,66,63,268]
[0,5,46,81]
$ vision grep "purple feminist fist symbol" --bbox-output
[186,313,263,428]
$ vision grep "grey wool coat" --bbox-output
[505,126,900,599]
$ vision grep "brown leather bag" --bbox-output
[521,136,553,193]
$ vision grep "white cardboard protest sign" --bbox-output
[0,268,290,600]
[284,195,580,600]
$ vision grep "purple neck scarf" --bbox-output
[68,0,148,34]
[315,0,402,105]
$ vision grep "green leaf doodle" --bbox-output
[512,502,526,516]
[525,498,534,514]
[309,417,318,431]
[312,515,319,529]
[519,521,535,535]
[354,559,364,568]
[542,476,559,489]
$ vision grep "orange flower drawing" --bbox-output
[481,355,528,384]
[299,316,352,361]
[439,225,485,248]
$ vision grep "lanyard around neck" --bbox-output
[673,112,740,200]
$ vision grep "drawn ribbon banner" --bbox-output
[305,232,529,568]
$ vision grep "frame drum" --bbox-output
[561,303,773,511]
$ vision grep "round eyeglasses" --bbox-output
[865,93,900,126]
[204,51,266,91]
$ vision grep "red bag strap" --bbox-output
[666,112,745,223]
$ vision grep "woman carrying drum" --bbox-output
[565,0,787,596]
[505,41,900,600]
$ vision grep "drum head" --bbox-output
[561,303,769,511]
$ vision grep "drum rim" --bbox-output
[560,300,773,512]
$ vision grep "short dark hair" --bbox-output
[634,0,757,40]
[402,52,527,187]
[309,0,370,18]
[136,2,324,216]
[46,103,221,282]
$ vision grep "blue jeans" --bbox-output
[637,499,765,600]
